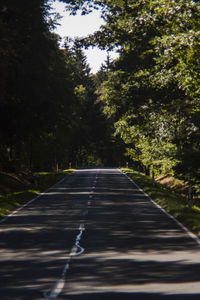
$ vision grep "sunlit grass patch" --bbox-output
[122,168,200,235]
[0,190,39,216]
[63,169,75,174]
[0,169,74,218]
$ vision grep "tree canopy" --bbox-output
[1,0,200,183]
[64,0,200,182]
[0,0,124,171]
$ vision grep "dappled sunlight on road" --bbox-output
[0,169,200,299]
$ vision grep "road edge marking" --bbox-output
[120,169,200,246]
[0,171,75,225]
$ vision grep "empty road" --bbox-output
[0,168,200,299]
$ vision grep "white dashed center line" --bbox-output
[44,223,85,300]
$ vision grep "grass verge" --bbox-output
[0,169,74,218]
[122,168,200,236]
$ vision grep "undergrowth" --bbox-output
[0,169,74,217]
[122,168,200,236]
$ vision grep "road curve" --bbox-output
[0,168,200,300]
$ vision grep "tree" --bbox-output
[0,0,79,170]
[65,0,200,179]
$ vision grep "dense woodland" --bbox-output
[1,0,200,184]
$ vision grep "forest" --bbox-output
[1,0,200,184]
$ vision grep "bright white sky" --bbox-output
[51,0,118,73]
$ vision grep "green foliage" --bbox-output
[115,113,178,174]
[0,0,74,170]
[2,0,200,177]
[84,0,200,180]
[0,0,123,171]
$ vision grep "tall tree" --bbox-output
[63,0,200,178]
[0,0,77,170]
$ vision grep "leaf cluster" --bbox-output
[93,0,200,178]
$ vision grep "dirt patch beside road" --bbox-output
[156,174,188,194]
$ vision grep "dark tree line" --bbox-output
[0,0,125,172]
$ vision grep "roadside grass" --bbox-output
[122,168,200,236]
[0,169,74,218]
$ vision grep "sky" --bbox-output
[51,0,118,73]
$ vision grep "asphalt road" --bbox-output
[0,168,200,300]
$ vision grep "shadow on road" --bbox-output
[0,169,200,299]
[64,292,200,300]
